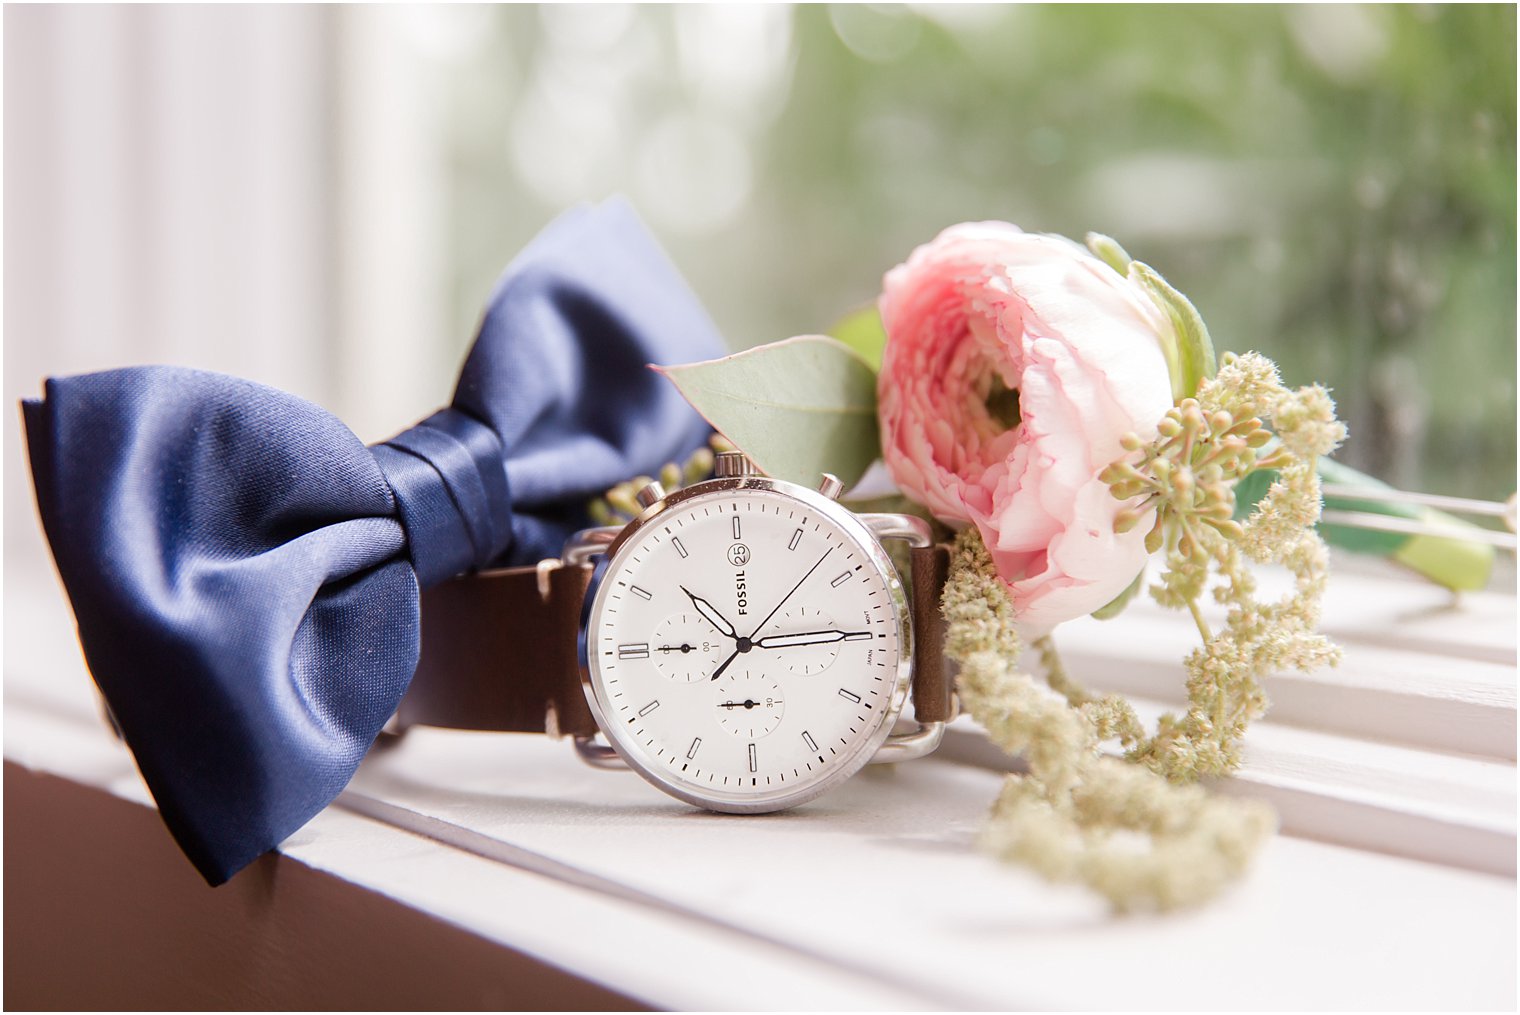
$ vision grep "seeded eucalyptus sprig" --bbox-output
[588,434,732,526]
[1061,352,1347,780]
[1101,399,1285,561]
[951,351,1343,908]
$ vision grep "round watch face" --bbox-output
[583,477,911,812]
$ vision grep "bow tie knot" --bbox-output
[373,408,515,586]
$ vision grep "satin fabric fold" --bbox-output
[23,200,725,883]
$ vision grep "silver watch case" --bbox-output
[563,472,933,813]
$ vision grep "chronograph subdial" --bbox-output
[713,672,785,738]
[651,612,724,683]
[775,605,841,676]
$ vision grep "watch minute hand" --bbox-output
[680,585,737,639]
[755,629,873,650]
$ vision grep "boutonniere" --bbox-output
[646,222,1361,910]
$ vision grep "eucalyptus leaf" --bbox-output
[655,335,881,489]
[1130,261,1218,402]
[826,304,888,373]
[1233,457,1495,591]
[1085,232,1133,276]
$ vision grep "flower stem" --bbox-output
[1187,597,1213,643]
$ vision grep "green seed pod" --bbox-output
[607,486,641,517]
[684,446,715,482]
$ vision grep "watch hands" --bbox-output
[708,647,741,682]
[754,629,873,650]
[695,548,836,680]
[717,699,778,710]
[655,643,698,655]
[680,586,738,639]
[743,547,834,643]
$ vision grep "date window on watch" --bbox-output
[726,542,751,566]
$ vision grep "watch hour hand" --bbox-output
[755,629,873,650]
[681,585,737,640]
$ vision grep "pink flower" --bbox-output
[878,222,1175,632]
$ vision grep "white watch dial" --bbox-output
[586,482,908,811]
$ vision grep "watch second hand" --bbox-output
[708,547,834,681]
[744,547,834,644]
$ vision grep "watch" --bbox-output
[397,451,952,814]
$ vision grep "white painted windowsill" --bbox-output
[5,556,1515,1010]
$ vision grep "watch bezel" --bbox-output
[579,473,915,814]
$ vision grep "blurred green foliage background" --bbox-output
[438,4,1515,501]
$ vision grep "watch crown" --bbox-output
[818,473,844,500]
[634,480,667,509]
[713,451,757,479]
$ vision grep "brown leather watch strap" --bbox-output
[396,563,598,738]
[908,543,952,723]
[399,538,953,736]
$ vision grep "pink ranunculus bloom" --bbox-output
[878,222,1175,632]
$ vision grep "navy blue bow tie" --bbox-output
[22,201,724,884]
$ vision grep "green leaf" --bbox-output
[826,304,887,373]
[1091,567,1146,620]
[1130,261,1218,402]
[1233,457,1495,591]
[654,335,881,489]
[1085,232,1133,275]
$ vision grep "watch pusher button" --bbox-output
[817,473,844,500]
[713,451,757,478]
[634,480,666,508]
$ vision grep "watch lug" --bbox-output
[859,512,933,548]
[573,734,629,770]
[562,525,624,567]
[869,720,944,764]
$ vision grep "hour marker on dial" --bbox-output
[838,689,862,704]
[631,584,652,601]
[788,528,803,551]
[638,700,660,717]
[673,536,689,559]
[687,737,702,760]
[748,744,758,773]
[802,731,818,752]
[830,571,852,587]
[732,517,742,540]
[618,643,650,660]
